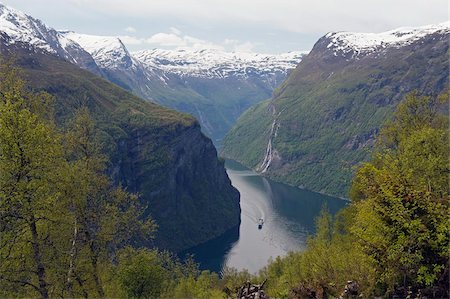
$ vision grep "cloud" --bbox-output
[169,27,182,35]
[68,0,447,35]
[124,26,136,33]
[119,28,256,52]
[147,32,186,47]
[222,39,257,52]
[145,29,225,50]
[5,0,447,53]
[233,41,255,53]
[224,39,239,45]
[119,35,144,45]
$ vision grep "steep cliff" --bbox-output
[222,23,449,198]
[0,41,240,252]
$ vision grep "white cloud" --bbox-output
[6,0,446,53]
[224,39,239,45]
[119,27,258,52]
[145,29,224,50]
[124,26,136,33]
[233,41,255,53]
[119,35,144,45]
[221,39,257,52]
[169,27,182,35]
[147,32,186,47]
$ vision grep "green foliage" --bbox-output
[2,45,447,299]
[256,208,376,298]
[350,93,449,295]
[221,100,273,167]
[230,92,449,299]
[0,63,66,298]
[0,63,155,298]
[221,266,252,294]
[168,271,224,299]
[11,49,240,253]
[116,247,166,299]
[111,247,226,299]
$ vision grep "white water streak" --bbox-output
[258,105,278,173]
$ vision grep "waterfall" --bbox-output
[257,105,279,173]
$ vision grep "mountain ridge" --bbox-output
[0,3,103,73]
[324,22,449,59]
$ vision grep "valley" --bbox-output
[182,160,346,274]
[0,1,448,298]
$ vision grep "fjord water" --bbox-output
[182,160,347,274]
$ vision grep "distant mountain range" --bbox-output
[222,22,449,198]
[0,3,304,144]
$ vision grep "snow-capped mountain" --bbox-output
[133,49,305,79]
[0,3,99,71]
[325,22,450,58]
[60,31,139,70]
[222,22,449,198]
[44,23,304,144]
[0,1,302,84]
[56,29,305,81]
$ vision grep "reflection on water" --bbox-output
[179,225,239,272]
[181,159,347,274]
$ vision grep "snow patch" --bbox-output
[0,2,56,53]
[326,22,450,57]
[60,31,136,69]
[132,48,306,79]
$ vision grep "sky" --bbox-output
[1,0,448,54]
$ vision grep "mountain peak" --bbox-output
[0,2,57,53]
[60,31,134,69]
[324,22,450,58]
[0,2,101,69]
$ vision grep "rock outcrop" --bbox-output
[236,280,270,299]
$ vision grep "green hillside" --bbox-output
[222,31,448,198]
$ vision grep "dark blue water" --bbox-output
[181,159,347,274]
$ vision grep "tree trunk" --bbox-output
[90,249,104,298]
[66,218,78,297]
[85,232,104,298]
[74,270,89,299]
[29,214,49,299]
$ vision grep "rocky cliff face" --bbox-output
[222,23,449,198]
[116,121,241,250]
[1,39,240,252]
